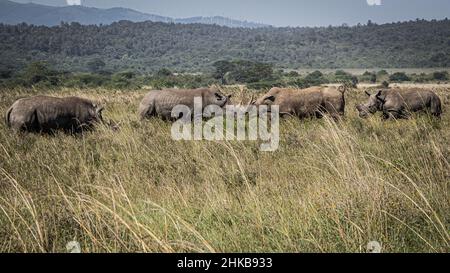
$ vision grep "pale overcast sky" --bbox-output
[13,0,450,26]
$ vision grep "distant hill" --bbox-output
[175,16,267,29]
[0,18,449,73]
[0,0,269,28]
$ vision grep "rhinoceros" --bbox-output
[356,88,442,119]
[138,87,231,120]
[254,86,346,119]
[5,96,104,133]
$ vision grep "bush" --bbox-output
[360,71,377,83]
[247,80,283,90]
[413,73,432,83]
[213,60,275,84]
[109,71,139,89]
[286,71,299,77]
[432,71,449,81]
[305,70,326,85]
[21,61,62,87]
[377,70,389,77]
[144,74,216,89]
[389,72,410,82]
[64,73,109,88]
[285,78,310,88]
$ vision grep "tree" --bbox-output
[213,60,235,83]
[360,71,377,83]
[23,61,55,85]
[389,72,410,82]
[305,70,325,85]
[213,60,274,84]
[432,71,448,81]
[286,71,299,77]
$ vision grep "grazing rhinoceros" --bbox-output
[356,88,442,119]
[5,96,104,133]
[138,87,231,120]
[254,86,346,120]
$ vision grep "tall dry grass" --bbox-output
[0,86,449,253]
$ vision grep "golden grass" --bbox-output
[0,86,449,253]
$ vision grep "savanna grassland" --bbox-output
[0,85,449,253]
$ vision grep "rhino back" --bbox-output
[9,96,96,132]
[156,90,198,116]
[154,89,212,117]
[278,88,323,116]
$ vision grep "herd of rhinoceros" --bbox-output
[5,86,442,133]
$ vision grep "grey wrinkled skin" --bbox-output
[254,86,346,120]
[5,96,104,133]
[356,88,442,119]
[138,87,231,120]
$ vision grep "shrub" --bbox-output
[360,71,377,83]
[21,61,62,87]
[64,73,109,88]
[432,71,449,81]
[305,70,326,85]
[389,72,410,82]
[213,60,275,84]
[286,71,299,77]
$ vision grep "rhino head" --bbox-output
[205,88,232,108]
[90,103,105,124]
[356,90,386,118]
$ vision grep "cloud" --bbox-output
[66,0,81,5]
[367,0,382,6]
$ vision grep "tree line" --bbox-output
[1,60,447,90]
[0,19,449,74]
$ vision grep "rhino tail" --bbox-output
[5,106,13,128]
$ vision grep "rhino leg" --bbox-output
[383,109,404,120]
[139,104,154,120]
[23,109,41,132]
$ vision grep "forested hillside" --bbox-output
[0,19,449,73]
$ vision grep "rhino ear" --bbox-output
[96,106,104,115]
[375,90,386,103]
[264,95,276,103]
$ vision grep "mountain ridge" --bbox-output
[0,0,269,28]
